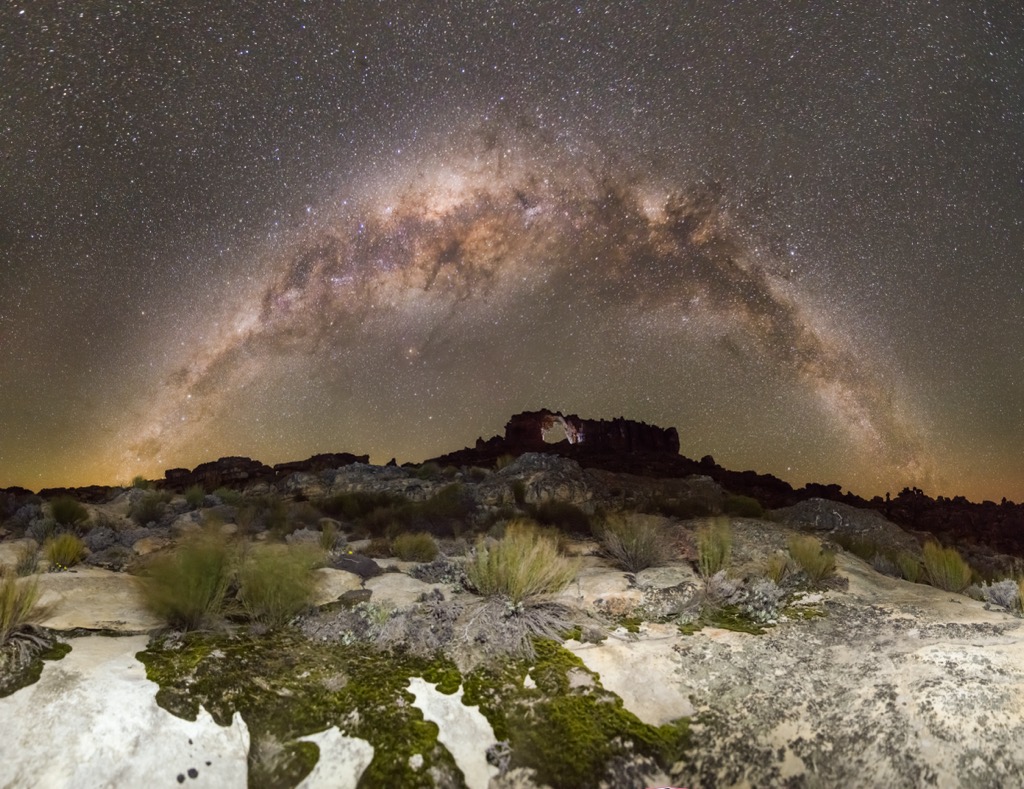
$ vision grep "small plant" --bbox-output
[44,532,86,569]
[15,542,40,577]
[979,579,1020,610]
[764,552,790,584]
[511,480,527,507]
[413,462,442,480]
[697,519,732,578]
[184,485,206,508]
[529,499,591,534]
[212,487,243,506]
[319,521,342,553]
[896,552,923,583]
[466,520,580,604]
[130,490,172,525]
[392,532,439,562]
[598,515,671,573]
[138,530,234,630]
[363,537,393,558]
[922,542,973,593]
[49,496,89,528]
[0,571,43,646]
[495,454,517,470]
[787,534,836,585]
[722,494,763,518]
[131,475,154,490]
[237,544,319,628]
[742,577,786,623]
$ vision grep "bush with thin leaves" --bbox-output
[15,543,39,577]
[184,485,206,508]
[44,532,85,568]
[130,491,172,525]
[49,496,89,528]
[787,534,836,585]
[764,552,790,584]
[392,532,439,562]
[923,542,973,593]
[697,519,732,578]
[466,521,579,604]
[138,531,234,630]
[722,494,763,518]
[599,515,671,573]
[319,521,342,553]
[896,552,922,583]
[237,544,319,628]
[979,579,1020,610]
[0,572,43,646]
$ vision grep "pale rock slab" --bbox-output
[365,573,444,608]
[407,677,499,789]
[312,567,363,605]
[0,635,249,788]
[33,566,162,632]
[295,726,374,789]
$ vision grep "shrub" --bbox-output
[138,530,234,630]
[511,480,527,507]
[44,532,86,569]
[697,519,732,578]
[742,577,786,623]
[184,485,206,508]
[1,572,43,646]
[722,494,763,518]
[130,491,171,525]
[979,579,1020,610]
[392,532,439,562]
[237,544,319,628]
[363,537,392,558]
[15,542,39,577]
[764,552,790,584]
[131,475,154,490]
[466,521,580,604]
[529,500,591,534]
[897,552,922,583]
[49,496,89,527]
[413,462,442,480]
[599,515,671,573]
[212,487,243,506]
[319,521,342,553]
[495,454,517,470]
[644,497,712,520]
[787,534,836,585]
[923,542,973,593]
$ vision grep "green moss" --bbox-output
[0,639,71,698]
[619,616,643,633]
[677,605,771,636]
[138,630,463,788]
[463,639,690,788]
[139,630,691,789]
[781,604,827,621]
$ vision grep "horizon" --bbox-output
[3,3,1021,503]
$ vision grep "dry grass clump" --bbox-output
[49,496,89,528]
[697,519,732,578]
[764,552,790,584]
[138,530,234,631]
[787,534,836,585]
[237,544,321,628]
[0,571,43,646]
[15,543,40,577]
[598,515,672,573]
[44,532,85,569]
[896,551,923,583]
[391,532,439,562]
[458,597,574,659]
[922,542,973,593]
[466,520,579,604]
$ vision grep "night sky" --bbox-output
[2,2,1021,502]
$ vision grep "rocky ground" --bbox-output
[1,455,1023,788]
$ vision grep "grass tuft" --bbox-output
[896,551,923,583]
[697,519,732,578]
[44,532,85,569]
[722,494,763,518]
[49,496,89,528]
[764,552,790,584]
[138,530,234,630]
[391,532,439,562]
[466,520,579,604]
[0,571,43,646]
[238,544,320,628]
[787,534,836,585]
[15,543,40,577]
[922,542,973,593]
[598,515,671,573]
[184,485,206,508]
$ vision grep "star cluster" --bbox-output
[1,2,1021,501]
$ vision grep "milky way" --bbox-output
[2,1,1021,500]
[107,144,932,493]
